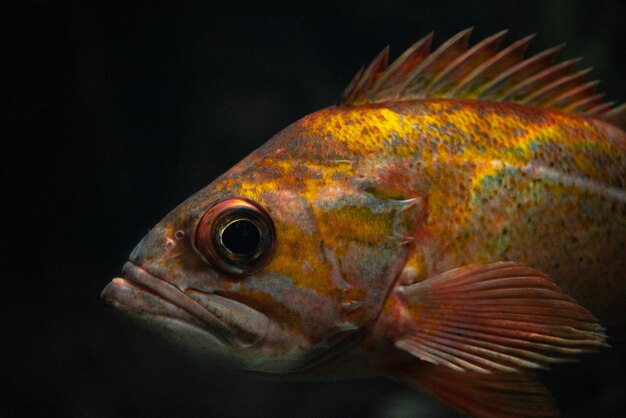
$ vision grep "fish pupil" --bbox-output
[221,219,260,255]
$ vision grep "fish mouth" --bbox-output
[101,262,238,345]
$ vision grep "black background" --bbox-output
[5,1,626,417]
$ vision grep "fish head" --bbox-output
[102,134,424,375]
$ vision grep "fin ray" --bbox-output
[338,30,623,129]
[499,58,580,102]
[424,30,508,96]
[393,262,607,374]
[394,363,560,417]
[371,33,433,100]
[453,34,535,97]
[399,28,473,97]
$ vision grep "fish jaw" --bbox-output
[102,262,240,343]
[101,263,240,365]
[101,262,270,367]
[101,276,231,355]
[101,262,308,371]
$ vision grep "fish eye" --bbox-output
[195,198,275,275]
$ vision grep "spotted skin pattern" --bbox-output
[280,99,626,323]
[102,33,626,417]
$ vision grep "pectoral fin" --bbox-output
[393,262,608,374]
[393,362,559,417]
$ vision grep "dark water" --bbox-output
[5,1,625,417]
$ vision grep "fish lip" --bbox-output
[103,261,237,344]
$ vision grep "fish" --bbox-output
[101,29,626,417]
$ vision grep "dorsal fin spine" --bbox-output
[452,34,535,98]
[523,68,592,105]
[339,30,625,130]
[567,93,605,112]
[604,103,626,128]
[605,103,626,117]
[499,58,580,102]
[478,44,564,99]
[423,30,508,96]
[341,46,390,105]
[586,101,616,115]
[371,33,433,100]
[399,28,473,97]
[353,46,389,102]
[338,66,364,104]
[545,80,599,108]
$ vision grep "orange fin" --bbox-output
[394,262,608,374]
[338,29,625,130]
[394,362,559,417]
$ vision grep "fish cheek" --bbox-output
[309,187,425,327]
[259,219,342,337]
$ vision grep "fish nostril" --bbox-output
[129,234,148,262]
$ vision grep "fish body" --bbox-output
[293,99,626,324]
[102,30,626,417]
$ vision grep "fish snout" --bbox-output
[129,234,148,264]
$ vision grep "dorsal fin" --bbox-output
[338,29,626,130]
